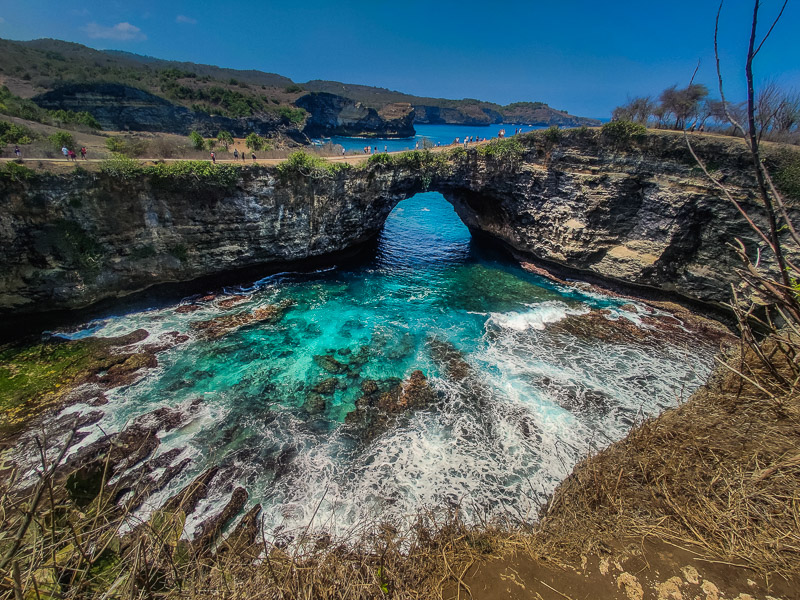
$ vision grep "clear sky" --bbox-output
[0,0,798,118]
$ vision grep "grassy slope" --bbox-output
[0,37,597,125]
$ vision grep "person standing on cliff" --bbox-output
[14,145,21,158]
[210,151,216,164]
[80,147,87,160]
[233,148,239,161]
[62,146,69,160]
[251,152,256,162]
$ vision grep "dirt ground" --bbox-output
[447,539,798,600]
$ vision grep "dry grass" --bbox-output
[534,339,800,579]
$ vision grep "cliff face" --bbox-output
[295,92,415,138]
[32,83,308,141]
[0,130,791,321]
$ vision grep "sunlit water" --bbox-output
[316,123,546,152]
[53,192,713,539]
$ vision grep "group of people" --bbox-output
[454,136,488,147]
[231,148,257,161]
[210,148,258,163]
[361,145,389,155]
[61,146,87,161]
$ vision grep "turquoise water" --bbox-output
[316,123,546,153]
[57,192,713,538]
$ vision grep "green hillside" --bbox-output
[0,37,597,127]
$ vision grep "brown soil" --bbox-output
[454,539,798,600]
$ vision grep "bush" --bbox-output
[0,120,36,145]
[276,106,306,125]
[366,152,394,166]
[1,162,36,183]
[99,155,141,179]
[48,131,76,151]
[105,136,148,157]
[476,138,524,160]
[601,120,647,144]
[284,84,303,94]
[245,132,266,152]
[149,161,241,187]
[543,126,562,143]
[188,131,205,151]
[276,151,350,178]
[217,130,234,150]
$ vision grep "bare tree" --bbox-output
[686,0,800,394]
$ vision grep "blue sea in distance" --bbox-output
[317,123,547,153]
[54,192,714,540]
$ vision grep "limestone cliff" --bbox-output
[33,83,309,141]
[0,130,794,323]
[295,92,415,138]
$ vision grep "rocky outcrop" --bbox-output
[295,92,415,138]
[33,83,308,141]
[413,105,502,126]
[0,130,793,325]
[412,103,599,127]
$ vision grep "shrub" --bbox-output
[277,106,306,125]
[477,138,524,160]
[99,155,142,179]
[105,136,148,157]
[0,120,36,145]
[543,126,562,143]
[276,151,350,178]
[217,130,234,150]
[1,162,36,183]
[284,84,303,94]
[245,132,265,152]
[601,120,647,144]
[188,131,205,151]
[149,161,241,187]
[48,131,76,151]
[366,152,394,166]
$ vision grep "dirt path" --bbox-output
[0,140,487,174]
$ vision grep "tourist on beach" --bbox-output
[80,147,87,160]
[62,146,69,160]
[14,145,21,158]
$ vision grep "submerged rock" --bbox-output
[303,392,327,416]
[345,370,437,444]
[311,377,339,395]
[313,354,347,374]
[217,295,250,309]
[549,310,650,344]
[428,338,472,381]
[175,304,202,314]
[190,300,293,339]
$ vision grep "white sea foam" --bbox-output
[488,301,588,331]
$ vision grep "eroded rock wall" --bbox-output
[0,130,790,321]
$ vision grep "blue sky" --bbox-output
[0,0,798,118]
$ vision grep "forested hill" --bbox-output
[0,37,597,127]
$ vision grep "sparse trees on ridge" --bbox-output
[613,79,799,143]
